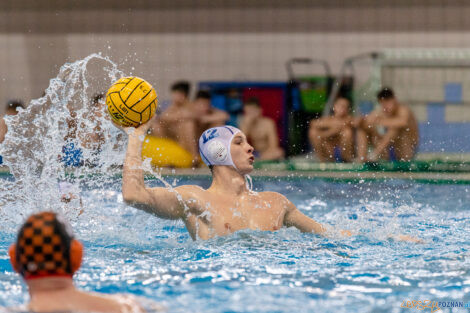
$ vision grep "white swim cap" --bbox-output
[199,126,241,168]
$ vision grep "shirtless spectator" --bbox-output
[308,97,355,162]
[356,87,419,162]
[193,90,229,139]
[239,98,284,160]
[150,81,199,164]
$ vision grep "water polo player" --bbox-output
[8,212,146,313]
[122,119,352,240]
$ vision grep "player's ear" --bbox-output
[8,244,19,273]
[70,240,83,274]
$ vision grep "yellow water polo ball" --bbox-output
[106,76,158,127]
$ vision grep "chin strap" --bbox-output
[244,174,253,192]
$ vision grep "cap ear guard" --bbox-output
[8,244,19,273]
[199,126,240,168]
[206,140,229,163]
[70,240,83,274]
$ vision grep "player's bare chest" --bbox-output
[198,195,285,231]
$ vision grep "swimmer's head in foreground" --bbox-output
[8,212,147,313]
[199,126,255,175]
[9,211,82,280]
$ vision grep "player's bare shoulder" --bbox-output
[174,184,206,200]
[173,185,208,214]
[258,191,291,209]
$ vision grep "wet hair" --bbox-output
[244,97,260,107]
[377,87,395,101]
[6,100,24,112]
[195,90,211,101]
[171,81,191,97]
[14,212,75,278]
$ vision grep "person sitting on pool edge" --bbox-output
[149,81,200,166]
[308,97,355,162]
[239,97,284,160]
[356,87,419,162]
[8,211,147,313]
[122,119,420,242]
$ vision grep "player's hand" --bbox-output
[124,115,158,137]
[340,229,352,237]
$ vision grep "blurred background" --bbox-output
[2,0,470,158]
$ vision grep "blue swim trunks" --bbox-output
[0,155,2,165]
[388,146,397,162]
[62,142,83,167]
[333,146,343,163]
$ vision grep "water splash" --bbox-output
[0,54,126,229]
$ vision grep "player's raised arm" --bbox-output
[122,118,184,220]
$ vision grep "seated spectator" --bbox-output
[356,87,418,162]
[308,97,355,162]
[7,211,147,312]
[239,98,284,160]
[193,90,229,139]
[0,100,25,165]
[149,81,199,165]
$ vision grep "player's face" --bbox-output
[231,132,254,174]
[380,98,397,116]
[333,99,350,118]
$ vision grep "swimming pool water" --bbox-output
[0,176,469,313]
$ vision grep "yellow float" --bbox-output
[141,135,193,168]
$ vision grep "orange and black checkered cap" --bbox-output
[15,212,75,278]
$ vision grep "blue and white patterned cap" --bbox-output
[199,126,241,168]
